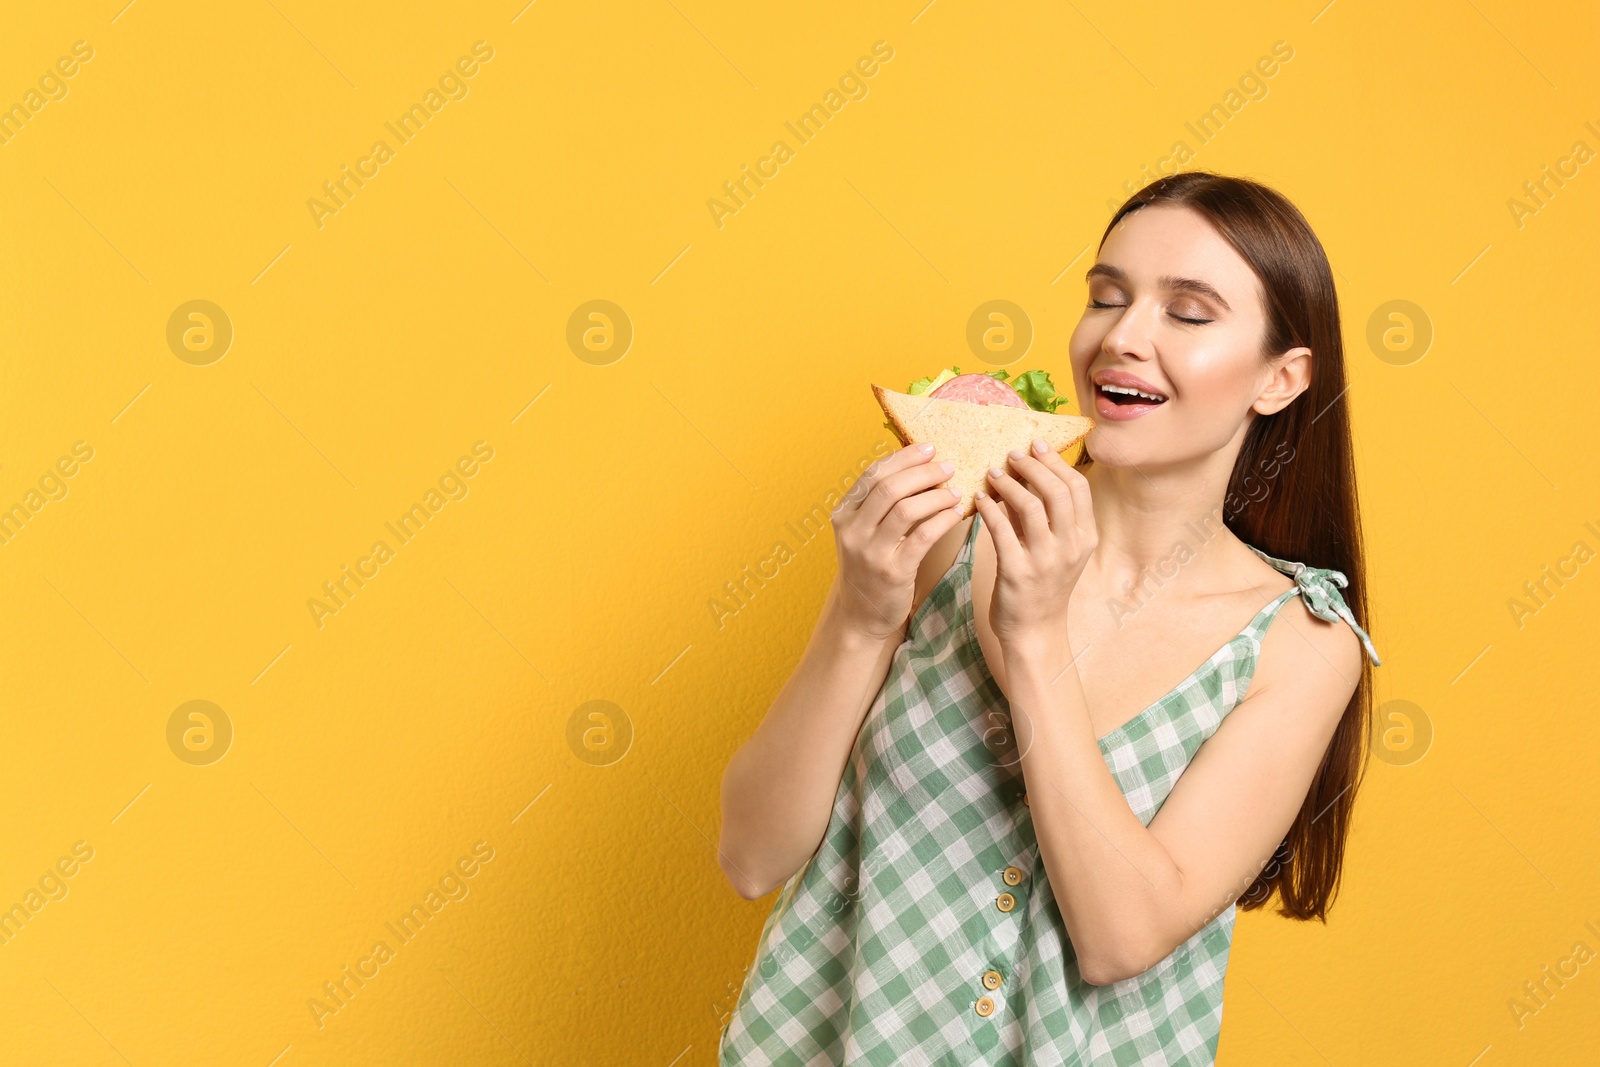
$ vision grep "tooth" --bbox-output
[1102,383,1163,401]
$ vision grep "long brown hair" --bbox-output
[1074,171,1374,923]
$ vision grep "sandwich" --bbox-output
[873,366,1094,517]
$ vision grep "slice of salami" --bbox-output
[929,373,1029,408]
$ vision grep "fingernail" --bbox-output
[1008,448,1025,461]
[975,489,988,500]
[1032,438,1048,453]
[939,461,954,475]
[918,443,934,454]
[988,466,1005,479]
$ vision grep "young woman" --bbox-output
[717,171,1382,1066]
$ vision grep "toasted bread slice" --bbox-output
[872,384,1094,517]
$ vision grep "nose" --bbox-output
[1099,298,1161,362]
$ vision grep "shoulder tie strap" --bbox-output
[1246,545,1383,667]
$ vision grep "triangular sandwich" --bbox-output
[872,379,1094,517]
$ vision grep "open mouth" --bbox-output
[1095,383,1168,407]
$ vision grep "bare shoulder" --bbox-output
[1250,578,1365,709]
[1187,550,1364,797]
[1210,534,1364,715]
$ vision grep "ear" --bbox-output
[1251,346,1312,416]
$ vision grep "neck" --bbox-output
[1080,446,1241,604]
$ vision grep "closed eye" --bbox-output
[1088,300,1213,326]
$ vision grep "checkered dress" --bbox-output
[720,513,1381,1066]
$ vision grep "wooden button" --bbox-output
[975,995,995,1017]
[1002,866,1024,886]
[982,969,1002,990]
[996,892,1016,912]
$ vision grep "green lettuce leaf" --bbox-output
[1007,369,1067,413]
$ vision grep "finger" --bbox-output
[983,490,1023,550]
[973,489,1022,569]
[894,497,966,568]
[876,484,963,542]
[836,443,939,519]
[857,458,956,529]
[1062,461,1095,538]
[983,467,1031,547]
[1006,445,1074,533]
[987,461,1050,547]
[1027,443,1095,537]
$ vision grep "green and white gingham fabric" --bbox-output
[720,513,1381,1066]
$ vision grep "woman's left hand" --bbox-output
[973,438,1098,647]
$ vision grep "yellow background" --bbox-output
[2,1,1597,1064]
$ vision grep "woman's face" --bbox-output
[1067,203,1307,470]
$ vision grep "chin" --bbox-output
[1107,425,1241,476]
[1082,430,1177,470]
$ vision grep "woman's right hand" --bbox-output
[830,443,965,640]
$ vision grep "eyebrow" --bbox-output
[1084,263,1232,313]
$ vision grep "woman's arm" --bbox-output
[975,443,1362,985]
[717,580,902,899]
[1003,607,1360,984]
[718,443,966,900]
